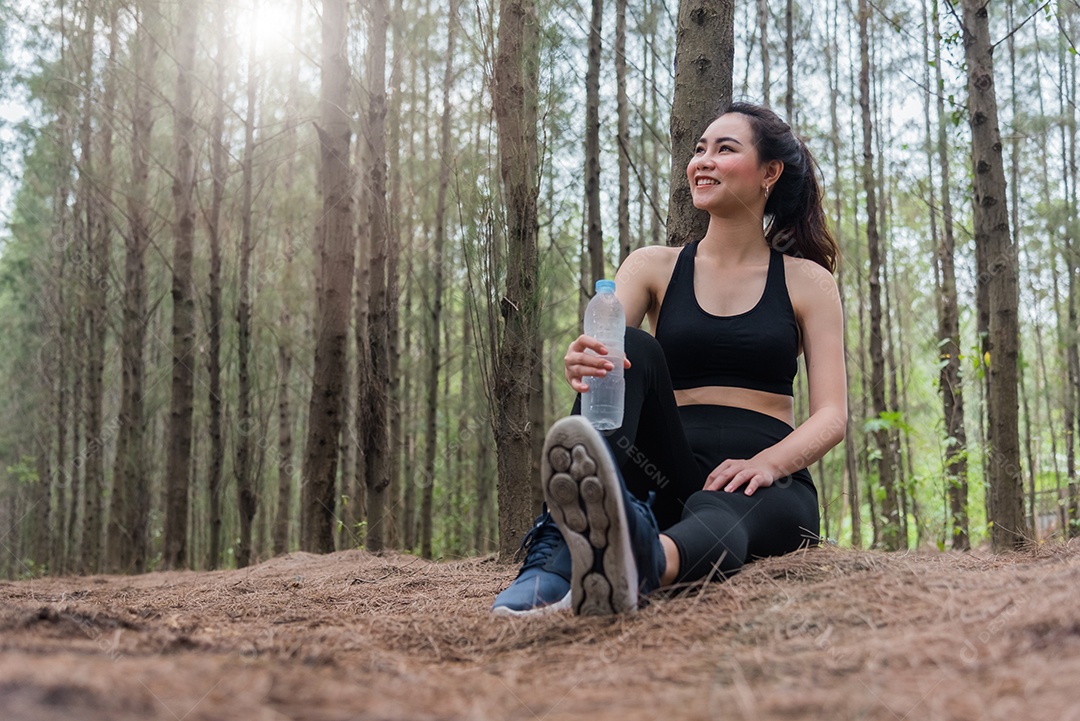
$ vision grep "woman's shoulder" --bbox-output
[618,244,682,283]
[780,254,841,309]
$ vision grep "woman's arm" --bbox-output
[564,246,666,392]
[704,258,847,495]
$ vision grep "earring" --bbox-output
[764,185,771,198]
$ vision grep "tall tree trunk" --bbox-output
[361,0,391,553]
[667,1,735,246]
[109,0,160,573]
[163,0,200,570]
[82,1,117,575]
[420,0,458,560]
[585,0,604,282]
[1065,9,1080,536]
[858,0,899,549]
[960,0,1029,550]
[758,0,770,103]
[301,0,354,553]
[828,0,860,548]
[273,0,304,557]
[493,0,542,558]
[205,0,229,570]
[235,10,259,568]
[616,0,631,264]
[383,0,407,552]
[931,0,969,550]
[1005,0,1036,534]
[784,0,794,123]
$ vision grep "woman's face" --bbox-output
[686,114,778,215]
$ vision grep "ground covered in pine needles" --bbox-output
[2,540,1080,721]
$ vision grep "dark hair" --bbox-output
[721,102,839,273]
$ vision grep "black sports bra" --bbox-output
[653,241,799,396]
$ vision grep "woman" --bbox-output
[492,102,846,616]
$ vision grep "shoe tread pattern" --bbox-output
[542,418,639,616]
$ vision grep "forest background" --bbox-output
[0,0,1077,579]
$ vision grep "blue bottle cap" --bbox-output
[595,279,615,293]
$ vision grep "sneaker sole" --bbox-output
[490,590,571,618]
[542,416,638,616]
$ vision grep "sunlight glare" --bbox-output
[237,1,298,58]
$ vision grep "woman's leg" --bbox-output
[663,482,819,583]
[572,327,703,530]
[660,405,821,584]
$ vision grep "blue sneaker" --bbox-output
[491,510,572,616]
[542,416,666,615]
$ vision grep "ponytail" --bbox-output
[723,102,839,274]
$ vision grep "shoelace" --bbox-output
[516,513,563,571]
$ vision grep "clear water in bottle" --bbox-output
[583,279,625,430]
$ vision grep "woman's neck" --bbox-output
[697,213,770,266]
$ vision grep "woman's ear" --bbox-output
[764,159,784,186]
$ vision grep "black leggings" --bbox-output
[572,327,820,584]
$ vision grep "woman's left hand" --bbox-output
[703,456,782,496]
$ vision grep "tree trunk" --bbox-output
[857,0,900,550]
[1065,10,1080,536]
[235,10,259,569]
[960,0,1029,550]
[758,0,770,103]
[493,0,542,559]
[667,1,734,247]
[163,0,200,570]
[383,0,406,552]
[82,0,118,575]
[205,0,229,570]
[360,0,391,554]
[301,0,354,553]
[616,0,631,264]
[784,0,794,124]
[585,0,604,282]
[273,0,304,557]
[419,0,457,560]
[825,0,859,548]
[929,0,970,550]
[108,0,159,573]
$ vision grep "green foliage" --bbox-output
[863,411,914,435]
[6,455,37,486]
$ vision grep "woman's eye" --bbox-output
[719,145,734,152]
[694,146,705,154]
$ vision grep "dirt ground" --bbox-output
[2,541,1080,721]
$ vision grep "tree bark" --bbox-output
[273,0,304,557]
[932,0,969,550]
[667,1,734,247]
[784,0,794,123]
[163,0,200,570]
[108,0,159,573]
[235,8,259,568]
[758,0,770,103]
[420,0,458,559]
[493,0,542,559]
[360,0,391,553]
[205,0,229,570]
[858,0,900,550]
[83,0,118,575]
[585,0,604,282]
[301,0,354,553]
[616,0,631,264]
[960,0,1029,550]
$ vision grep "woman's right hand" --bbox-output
[564,334,631,393]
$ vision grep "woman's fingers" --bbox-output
[565,334,620,390]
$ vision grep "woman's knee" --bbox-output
[681,489,735,520]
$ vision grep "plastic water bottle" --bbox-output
[583,279,625,430]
